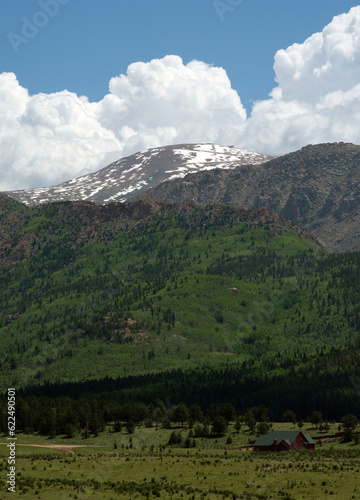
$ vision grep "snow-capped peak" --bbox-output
[3,144,275,206]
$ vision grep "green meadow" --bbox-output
[1,421,359,500]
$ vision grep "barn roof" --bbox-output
[254,431,315,447]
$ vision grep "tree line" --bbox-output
[1,395,358,445]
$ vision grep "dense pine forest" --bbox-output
[1,195,360,423]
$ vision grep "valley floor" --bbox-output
[1,423,359,499]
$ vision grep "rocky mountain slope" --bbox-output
[0,194,320,270]
[133,142,360,253]
[3,144,274,206]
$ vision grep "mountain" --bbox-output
[3,144,274,206]
[2,194,360,419]
[133,142,360,253]
[0,194,325,387]
[6,142,360,252]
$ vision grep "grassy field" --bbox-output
[1,423,359,499]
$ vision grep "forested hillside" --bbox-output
[0,195,360,419]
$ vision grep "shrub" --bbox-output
[126,421,135,434]
[168,431,182,445]
[212,416,228,436]
[256,422,270,436]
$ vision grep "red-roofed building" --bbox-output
[254,431,315,451]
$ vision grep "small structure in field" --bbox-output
[254,431,315,451]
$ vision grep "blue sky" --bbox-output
[1,1,360,190]
[1,0,358,112]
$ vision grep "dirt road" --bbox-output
[0,443,104,455]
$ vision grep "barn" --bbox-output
[253,431,315,451]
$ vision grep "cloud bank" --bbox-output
[241,6,360,153]
[1,6,360,190]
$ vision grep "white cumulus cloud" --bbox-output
[0,76,121,191]
[1,7,360,190]
[0,56,246,190]
[274,8,360,102]
[240,5,360,154]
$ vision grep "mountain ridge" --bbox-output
[4,142,360,253]
[132,142,360,253]
[3,144,274,206]
[0,196,323,270]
